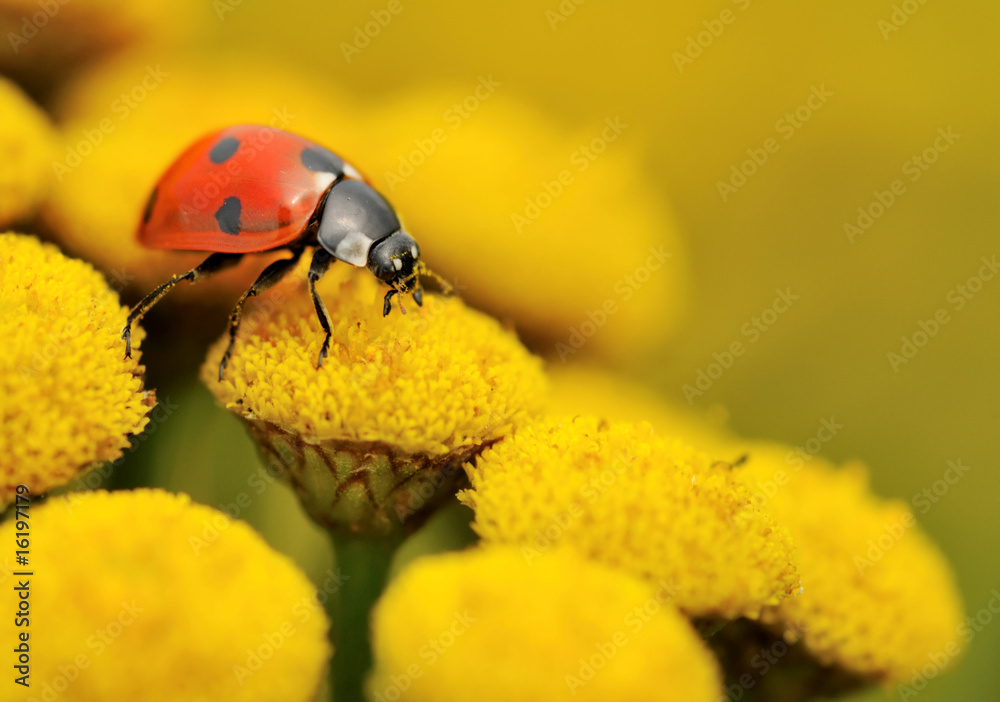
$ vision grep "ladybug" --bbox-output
[121,124,451,380]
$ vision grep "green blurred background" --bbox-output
[23,0,997,698]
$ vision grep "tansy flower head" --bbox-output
[359,87,687,361]
[0,78,56,227]
[0,233,152,507]
[367,546,721,702]
[460,416,800,620]
[735,446,965,687]
[202,263,547,537]
[0,489,330,701]
[44,54,367,293]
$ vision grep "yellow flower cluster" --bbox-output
[204,263,546,455]
[738,447,966,686]
[201,262,547,536]
[368,546,721,702]
[461,416,800,620]
[0,78,55,227]
[0,233,152,506]
[0,489,330,701]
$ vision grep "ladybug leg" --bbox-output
[121,252,242,358]
[382,289,398,317]
[218,248,305,381]
[307,248,335,368]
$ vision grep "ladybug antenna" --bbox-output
[416,262,455,296]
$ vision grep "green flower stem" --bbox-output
[328,532,400,702]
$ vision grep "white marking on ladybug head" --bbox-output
[343,163,363,180]
[410,245,418,258]
[392,257,403,271]
[333,231,375,267]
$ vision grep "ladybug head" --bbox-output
[368,230,422,294]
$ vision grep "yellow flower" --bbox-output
[737,446,965,686]
[0,489,330,701]
[357,86,687,362]
[0,78,55,227]
[367,546,721,702]
[44,53,368,293]
[201,263,548,536]
[0,233,152,507]
[461,416,800,619]
[0,0,201,92]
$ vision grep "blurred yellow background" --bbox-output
[5,0,997,698]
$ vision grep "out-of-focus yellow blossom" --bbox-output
[0,233,152,507]
[736,446,965,686]
[367,546,721,702]
[0,0,201,92]
[44,53,367,294]
[201,263,548,536]
[357,87,687,362]
[0,489,330,701]
[461,416,800,620]
[548,363,744,459]
[0,77,56,227]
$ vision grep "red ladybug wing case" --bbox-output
[138,125,351,253]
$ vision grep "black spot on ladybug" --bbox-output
[142,187,157,224]
[209,137,240,164]
[277,206,293,229]
[301,147,344,175]
[215,197,242,235]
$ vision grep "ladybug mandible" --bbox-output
[121,124,451,380]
